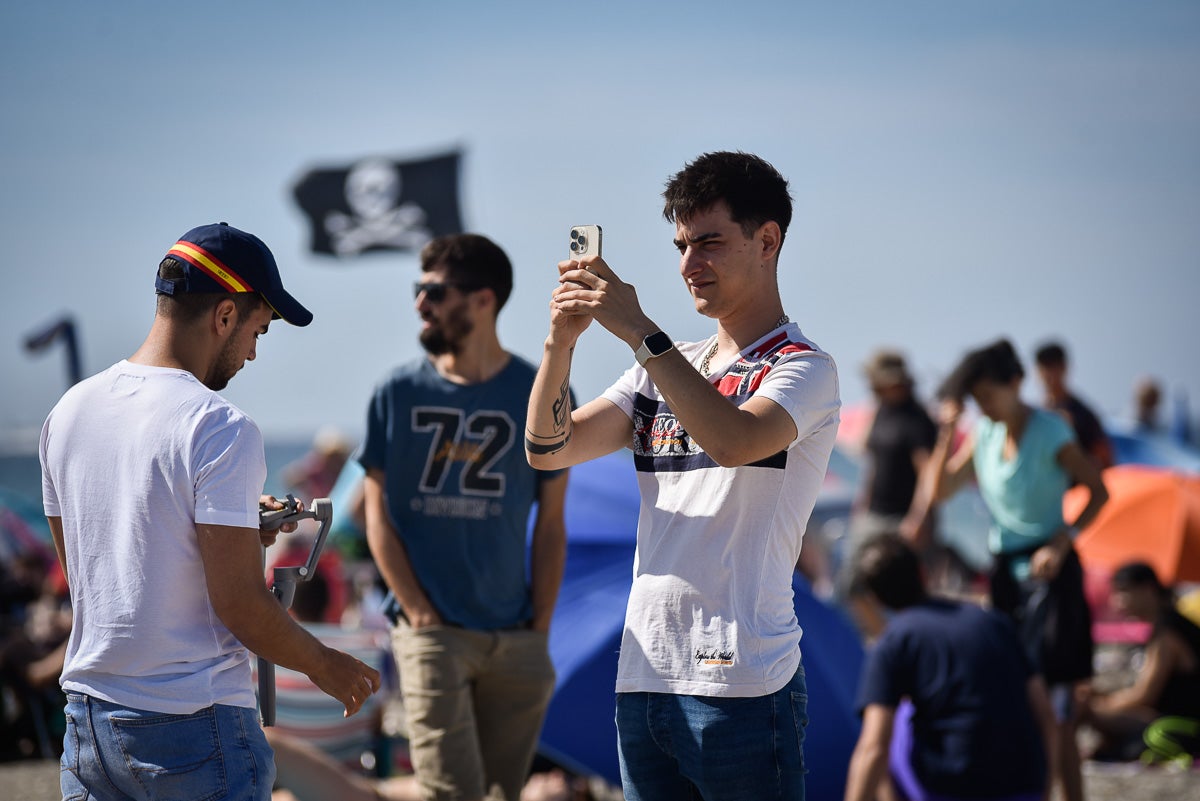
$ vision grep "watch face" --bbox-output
[645,331,672,356]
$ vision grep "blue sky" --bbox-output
[2,1,1197,448]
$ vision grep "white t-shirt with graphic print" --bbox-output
[601,324,840,697]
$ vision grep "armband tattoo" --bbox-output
[525,429,571,455]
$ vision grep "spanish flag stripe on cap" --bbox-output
[168,241,254,293]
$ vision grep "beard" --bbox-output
[419,302,473,355]
[204,326,247,391]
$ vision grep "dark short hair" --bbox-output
[938,338,1026,401]
[1111,561,1171,600]
[155,257,265,322]
[1034,341,1067,368]
[419,233,513,313]
[662,151,793,251]
[851,533,926,610]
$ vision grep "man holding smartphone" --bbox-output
[359,233,568,801]
[526,152,839,801]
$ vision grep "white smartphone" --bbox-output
[568,225,603,260]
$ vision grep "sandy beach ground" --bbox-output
[2,757,1196,801]
[3,646,1196,800]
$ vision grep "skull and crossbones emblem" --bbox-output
[324,159,434,256]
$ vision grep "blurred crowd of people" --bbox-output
[835,338,1200,801]
[0,548,70,760]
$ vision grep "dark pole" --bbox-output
[23,315,82,387]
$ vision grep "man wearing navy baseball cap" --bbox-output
[39,222,380,801]
[156,221,314,328]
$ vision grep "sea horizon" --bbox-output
[1,438,321,508]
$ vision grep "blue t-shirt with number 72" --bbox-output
[359,355,564,629]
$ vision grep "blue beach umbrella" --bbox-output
[1107,422,1200,473]
[537,451,865,798]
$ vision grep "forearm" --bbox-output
[925,425,956,503]
[902,487,934,534]
[526,341,577,469]
[900,450,934,533]
[529,521,567,632]
[1066,487,1107,533]
[1094,646,1166,714]
[201,523,379,716]
[365,516,437,622]
[845,706,896,801]
[199,523,363,695]
[1059,442,1109,533]
[641,344,798,467]
[362,472,438,623]
[647,346,745,452]
[925,421,974,504]
[214,583,328,673]
[1094,687,1147,715]
[843,742,889,801]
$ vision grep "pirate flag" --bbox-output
[292,151,463,257]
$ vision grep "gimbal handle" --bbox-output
[257,495,333,726]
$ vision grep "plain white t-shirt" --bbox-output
[41,360,266,713]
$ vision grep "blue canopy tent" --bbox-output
[1107,425,1200,473]
[537,451,864,799]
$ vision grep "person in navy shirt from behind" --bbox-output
[844,534,1056,801]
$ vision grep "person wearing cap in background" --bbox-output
[39,222,381,801]
[841,349,937,637]
[282,426,354,502]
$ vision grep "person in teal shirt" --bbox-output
[922,339,1108,801]
[973,406,1074,578]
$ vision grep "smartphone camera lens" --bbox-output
[575,234,587,248]
[570,241,579,252]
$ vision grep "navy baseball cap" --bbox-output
[156,222,313,327]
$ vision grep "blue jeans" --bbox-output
[616,666,808,801]
[61,692,275,801]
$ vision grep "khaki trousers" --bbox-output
[393,622,556,801]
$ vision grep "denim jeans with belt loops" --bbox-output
[60,692,275,801]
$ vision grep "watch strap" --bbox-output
[635,331,674,366]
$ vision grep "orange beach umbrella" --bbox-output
[1064,465,1200,585]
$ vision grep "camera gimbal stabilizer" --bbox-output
[257,494,333,726]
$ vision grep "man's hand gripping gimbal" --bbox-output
[257,494,333,726]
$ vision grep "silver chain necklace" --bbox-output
[700,314,790,377]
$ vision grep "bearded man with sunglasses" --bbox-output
[358,233,568,801]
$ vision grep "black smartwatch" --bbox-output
[634,331,674,366]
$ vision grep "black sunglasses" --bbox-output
[413,281,479,303]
